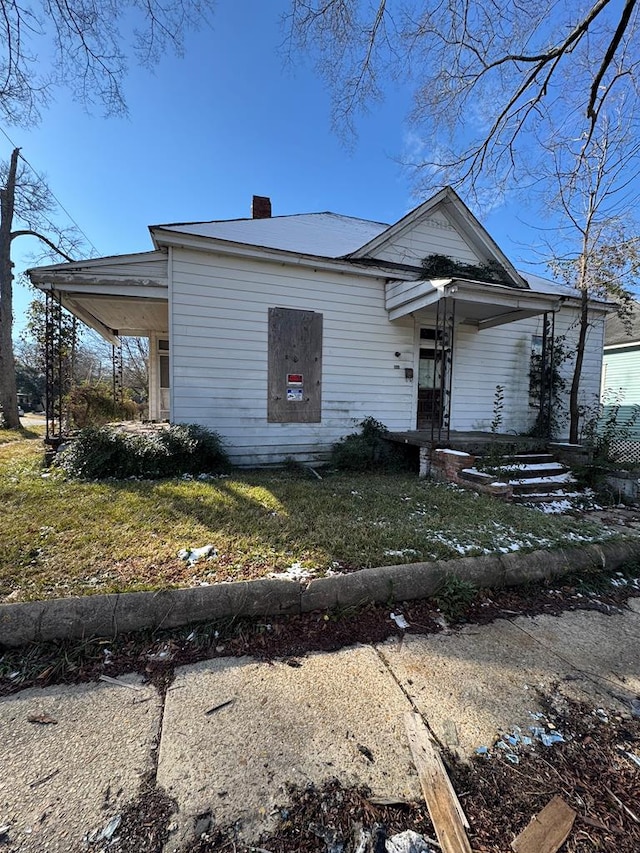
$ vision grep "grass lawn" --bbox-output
[0,434,615,602]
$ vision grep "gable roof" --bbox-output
[348,186,528,288]
[152,187,528,290]
[605,303,640,346]
[151,212,388,258]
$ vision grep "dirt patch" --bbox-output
[451,694,640,852]
[85,776,176,853]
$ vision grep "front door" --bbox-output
[417,328,443,429]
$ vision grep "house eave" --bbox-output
[386,276,577,325]
[150,227,394,280]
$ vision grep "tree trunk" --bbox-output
[0,148,20,429]
[569,284,590,444]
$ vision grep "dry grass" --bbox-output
[0,434,614,602]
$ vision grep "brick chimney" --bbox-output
[252,195,271,219]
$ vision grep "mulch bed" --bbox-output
[1,574,638,698]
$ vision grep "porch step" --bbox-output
[512,490,586,506]
[507,473,577,495]
[499,453,556,466]
[469,451,589,509]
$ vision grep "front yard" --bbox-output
[0,435,615,602]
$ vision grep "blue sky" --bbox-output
[7,0,546,338]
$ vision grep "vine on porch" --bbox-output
[420,253,514,285]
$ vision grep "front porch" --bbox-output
[388,429,549,456]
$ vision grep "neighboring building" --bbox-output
[602,305,640,461]
[28,188,608,465]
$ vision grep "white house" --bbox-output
[28,188,607,465]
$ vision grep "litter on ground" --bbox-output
[177,544,218,565]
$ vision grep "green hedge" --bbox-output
[55,424,230,480]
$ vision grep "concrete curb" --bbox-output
[2,539,640,648]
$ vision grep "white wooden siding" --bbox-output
[169,245,605,461]
[450,310,605,438]
[170,249,415,464]
[373,213,481,267]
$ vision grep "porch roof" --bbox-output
[27,251,169,344]
[386,276,572,327]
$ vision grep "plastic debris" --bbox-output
[85,814,121,844]
[475,746,489,756]
[390,612,410,630]
[0,825,9,838]
[622,750,640,769]
[385,829,434,852]
[531,726,565,746]
[631,698,640,718]
[178,544,217,565]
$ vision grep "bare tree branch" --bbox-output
[285,0,640,196]
[10,228,75,260]
[0,0,213,125]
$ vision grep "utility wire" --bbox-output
[0,124,101,256]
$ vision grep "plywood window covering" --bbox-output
[268,307,322,423]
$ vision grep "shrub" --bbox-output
[66,383,139,428]
[55,424,230,480]
[330,416,411,472]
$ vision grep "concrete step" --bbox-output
[498,462,569,481]
[512,491,585,505]
[508,473,577,494]
[502,453,557,466]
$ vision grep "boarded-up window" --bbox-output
[268,307,322,423]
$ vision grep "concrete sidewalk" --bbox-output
[1,600,639,851]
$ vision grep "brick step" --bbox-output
[459,468,497,485]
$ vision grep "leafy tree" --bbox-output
[14,358,44,410]
[20,292,150,417]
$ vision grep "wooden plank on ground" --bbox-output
[511,795,576,853]
[404,711,473,853]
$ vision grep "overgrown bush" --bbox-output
[330,417,411,472]
[55,424,230,480]
[66,383,139,428]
